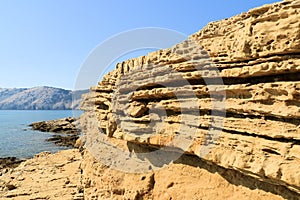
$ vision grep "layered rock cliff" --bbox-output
[79,0,300,198]
[0,1,299,199]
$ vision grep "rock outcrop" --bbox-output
[80,0,300,198]
[0,150,83,200]
[0,148,287,200]
[46,134,80,147]
[2,1,299,199]
[0,158,24,175]
[30,117,80,134]
[80,143,290,200]
[30,117,80,147]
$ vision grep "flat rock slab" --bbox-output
[0,149,82,200]
[30,117,80,135]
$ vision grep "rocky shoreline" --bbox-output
[29,117,80,135]
[0,117,81,174]
[0,158,25,176]
[46,134,79,147]
[0,150,83,200]
[1,1,300,199]
[30,117,81,147]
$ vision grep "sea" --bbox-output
[0,110,82,159]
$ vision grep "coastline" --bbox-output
[0,116,81,173]
[1,1,300,199]
[0,157,25,174]
[0,110,81,159]
[0,117,83,199]
[0,117,296,199]
[0,149,83,200]
[30,117,81,147]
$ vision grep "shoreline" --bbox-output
[0,157,26,173]
[30,117,81,148]
[0,116,81,170]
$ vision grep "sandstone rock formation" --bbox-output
[2,1,299,199]
[30,117,80,147]
[0,150,83,200]
[46,134,80,147]
[0,158,24,175]
[30,117,80,135]
[80,141,296,199]
[0,148,289,200]
[80,0,300,198]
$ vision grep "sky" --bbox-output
[0,0,281,90]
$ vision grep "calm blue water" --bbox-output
[0,110,82,159]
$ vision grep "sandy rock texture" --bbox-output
[0,150,83,200]
[0,158,24,176]
[1,0,299,199]
[81,145,293,200]
[80,0,300,198]
[0,148,289,200]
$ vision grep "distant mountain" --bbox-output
[0,86,88,110]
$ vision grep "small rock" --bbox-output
[74,138,83,148]
[128,101,149,118]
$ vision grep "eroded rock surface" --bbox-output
[0,150,83,200]
[80,0,300,198]
[0,149,288,200]
[0,158,24,176]
[81,146,289,200]
[30,117,80,134]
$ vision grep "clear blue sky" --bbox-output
[0,0,280,90]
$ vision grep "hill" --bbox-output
[0,86,88,110]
